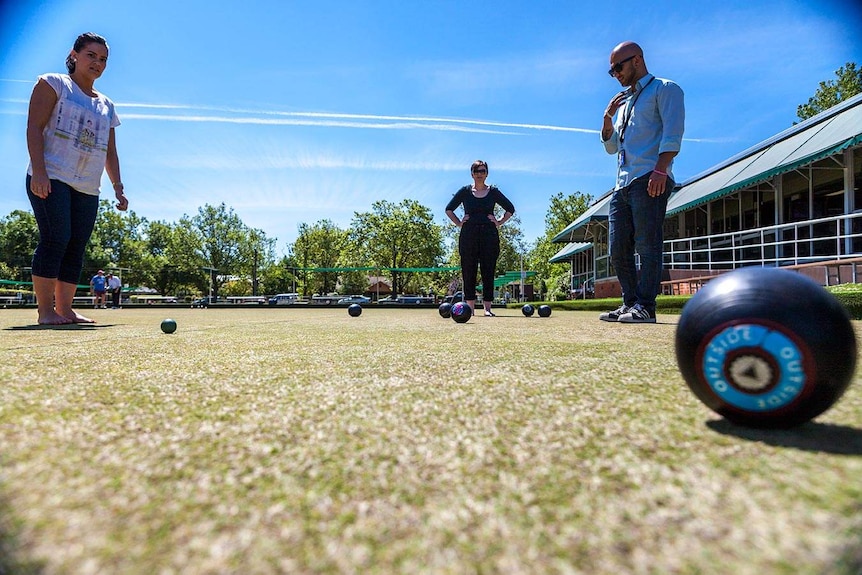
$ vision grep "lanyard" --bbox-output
[619,76,655,144]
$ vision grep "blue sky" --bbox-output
[1,0,860,255]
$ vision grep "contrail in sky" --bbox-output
[1,93,721,141]
[116,102,599,135]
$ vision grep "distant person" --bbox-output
[26,32,128,325]
[447,278,460,297]
[107,272,122,308]
[90,269,107,308]
[599,41,684,324]
[445,160,515,317]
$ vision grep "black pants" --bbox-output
[26,176,99,284]
[111,289,121,307]
[459,223,500,301]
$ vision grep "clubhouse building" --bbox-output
[551,93,862,297]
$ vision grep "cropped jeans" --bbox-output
[27,176,99,285]
[608,173,673,312]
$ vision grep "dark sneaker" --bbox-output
[618,304,656,324]
[599,304,631,322]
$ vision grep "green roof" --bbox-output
[298,266,461,273]
[486,271,536,289]
[666,95,862,216]
[548,242,592,263]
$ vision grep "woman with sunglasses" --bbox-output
[445,160,515,317]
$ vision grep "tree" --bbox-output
[337,265,371,296]
[496,214,528,301]
[258,253,299,296]
[141,219,203,297]
[796,62,861,122]
[528,191,593,299]
[88,200,150,289]
[292,220,347,295]
[545,191,592,235]
[0,210,38,275]
[349,199,444,295]
[142,220,176,295]
[221,278,252,297]
[192,203,264,299]
[238,229,275,296]
[152,217,210,296]
[0,261,14,282]
[497,213,526,274]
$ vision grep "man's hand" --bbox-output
[647,171,667,197]
[604,90,629,120]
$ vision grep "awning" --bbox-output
[551,193,612,243]
[666,94,862,216]
[482,270,537,290]
[549,242,592,263]
[724,135,862,193]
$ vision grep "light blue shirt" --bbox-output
[601,73,685,190]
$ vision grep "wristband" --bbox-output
[112,181,123,188]
[652,169,667,176]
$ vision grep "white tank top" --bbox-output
[28,73,120,196]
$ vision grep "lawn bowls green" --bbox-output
[160,318,178,334]
[675,267,857,428]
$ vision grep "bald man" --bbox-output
[599,41,684,324]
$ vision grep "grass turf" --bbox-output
[0,307,860,574]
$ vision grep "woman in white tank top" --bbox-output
[26,32,129,325]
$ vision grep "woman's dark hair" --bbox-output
[471,160,488,173]
[65,32,109,74]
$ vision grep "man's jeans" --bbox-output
[609,174,673,312]
[27,176,100,285]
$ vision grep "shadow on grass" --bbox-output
[5,323,116,331]
[706,419,862,455]
[830,540,862,575]
[0,493,45,574]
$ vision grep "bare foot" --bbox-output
[58,309,96,323]
[38,311,74,325]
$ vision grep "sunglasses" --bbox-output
[472,169,487,174]
[608,55,636,77]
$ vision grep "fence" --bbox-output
[664,212,862,271]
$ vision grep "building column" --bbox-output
[774,175,785,260]
[844,147,855,255]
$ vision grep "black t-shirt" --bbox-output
[445,186,515,227]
